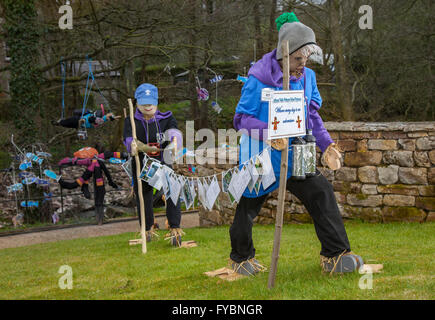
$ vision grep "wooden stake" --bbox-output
[128,98,147,254]
[173,136,178,170]
[123,108,127,119]
[268,40,290,289]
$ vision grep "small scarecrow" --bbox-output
[123,83,184,246]
[58,147,128,225]
[52,108,121,130]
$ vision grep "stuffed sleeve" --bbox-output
[166,116,183,150]
[308,72,333,152]
[123,118,133,153]
[233,77,268,140]
[100,161,117,188]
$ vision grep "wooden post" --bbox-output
[268,40,290,289]
[173,136,178,170]
[128,98,147,254]
[59,166,64,222]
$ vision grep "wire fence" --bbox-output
[1,162,134,224]
[0,187,131,204]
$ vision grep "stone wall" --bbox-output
[196,122,435,226]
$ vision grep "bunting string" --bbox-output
[131,145,280,211]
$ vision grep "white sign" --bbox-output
[261,88,274,102]
[268,90,305,139]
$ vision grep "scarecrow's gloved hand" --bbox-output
[166,137,179,157]
[137,140,161,153]
[107,113,121,121]
[322,143,342,170]
[136,140,148,152]
[266,138,287,151]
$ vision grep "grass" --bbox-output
[0,221,434,300]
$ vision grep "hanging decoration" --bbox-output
[211,101,222,114]
[22,176,37,185]
[195,75,209,101]
[7,183,23,193]
[21,200,39,208]
[135,146,274,212]
[121,157,133,180]
[43,192,53,203]
[164,63,176,75]
[206,67,222,114]
[52,212,60,224]
[60,57,66,119]
[6,135,56,225]
[44,169,61,182]
[108,157,126,164]
[61,56,116,141]
[35,178,50,186]
[237,74,248,83]
[210,75,223,84]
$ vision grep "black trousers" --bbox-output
[133,175,181,231]
[59,115,81,129]
[93,166,106,207]
[59,167,105,223]
[229,171,351,263]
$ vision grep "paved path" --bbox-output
[0,213,200,250]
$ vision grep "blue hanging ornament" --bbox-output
[21,201,39,208]
[44,169,61,182]
[108,157,125,164]
[237,75,248,83]
[19,162,32,171]
[43,192,53,203]
[7,183,23,193]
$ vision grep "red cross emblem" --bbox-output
[296,116,302,129]
[272,117,280,131]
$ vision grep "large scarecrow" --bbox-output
[229,12,364,275]
[123,83,184,246]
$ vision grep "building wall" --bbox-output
[177,122,435,226]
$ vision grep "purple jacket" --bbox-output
[123,109,182,156]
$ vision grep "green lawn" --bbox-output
[0,221,434,300]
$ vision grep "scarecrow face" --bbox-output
[289,47,310,78]
[138,104,157,118]
[290,50,308,77]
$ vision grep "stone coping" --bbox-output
[324,122,435,132]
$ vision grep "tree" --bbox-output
[1,0,41,141]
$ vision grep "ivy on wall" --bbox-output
[1,0,41,141]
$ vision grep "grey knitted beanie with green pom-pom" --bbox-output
[275,12,317,60]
